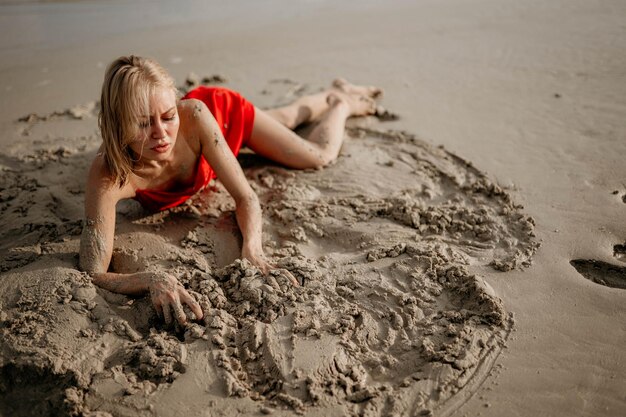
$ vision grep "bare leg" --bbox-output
[265,91,333,130]
[265,78,383,129]
[247,84,379,169]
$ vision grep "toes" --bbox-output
[332,78,382,99]
[326,92,342,106]
[332,78,348,91]
[368,86,383,98]
[328,88,376,116]
[359,96,376,114]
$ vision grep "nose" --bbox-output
[151,119,166,139]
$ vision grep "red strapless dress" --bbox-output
[133,86,256,211]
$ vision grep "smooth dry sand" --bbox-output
[0,0,625,416]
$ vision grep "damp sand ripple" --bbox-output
[0,124,538,416]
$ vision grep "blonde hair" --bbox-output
[98,55,177,186]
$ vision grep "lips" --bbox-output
[151,143,170,153]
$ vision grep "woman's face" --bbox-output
[128,86,179,161]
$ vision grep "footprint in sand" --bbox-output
[569,240,626,290]
[570,259,626,290]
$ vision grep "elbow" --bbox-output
[78,253,105,276]
[78,261,97,276]
[78,260,106,288]
[78,254,90,274]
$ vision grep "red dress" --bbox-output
[133,87,256,212]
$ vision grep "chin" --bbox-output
[149,142,174,158]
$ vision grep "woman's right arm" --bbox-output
[79,155,122,276]
[79,157,203,325]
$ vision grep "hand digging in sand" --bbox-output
[79,55,383,327]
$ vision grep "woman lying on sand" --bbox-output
[79,55,382,327]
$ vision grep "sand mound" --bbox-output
[0,97,538,416]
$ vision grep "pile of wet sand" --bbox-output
[0,83,538,417]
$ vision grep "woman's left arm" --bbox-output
[187,99,298,284]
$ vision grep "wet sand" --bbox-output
[1,0,625,416]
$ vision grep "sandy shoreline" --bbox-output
[1,0,625,416]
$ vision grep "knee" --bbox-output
[317,153,336,168]
[299,150,335,170]
[267,108,298,130]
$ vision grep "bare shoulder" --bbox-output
[85,153,134,203]
[86,153,116,189]
[177,98,209,124]
[177,98,219,149]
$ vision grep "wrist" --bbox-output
[242,245,265,262]
[242,237,263,252]
[141,271,160,290]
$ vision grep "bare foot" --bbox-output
[332,78,383,99]
[327,92,376,117]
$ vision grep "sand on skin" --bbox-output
[0,80,537,416]
[1,0,626,415]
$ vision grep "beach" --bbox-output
[0,0,625,416]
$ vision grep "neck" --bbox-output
[130,150,175,172]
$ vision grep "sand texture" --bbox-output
[0,87,538,416]
[1,0,625,415]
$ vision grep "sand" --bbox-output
[1,0,625,416]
